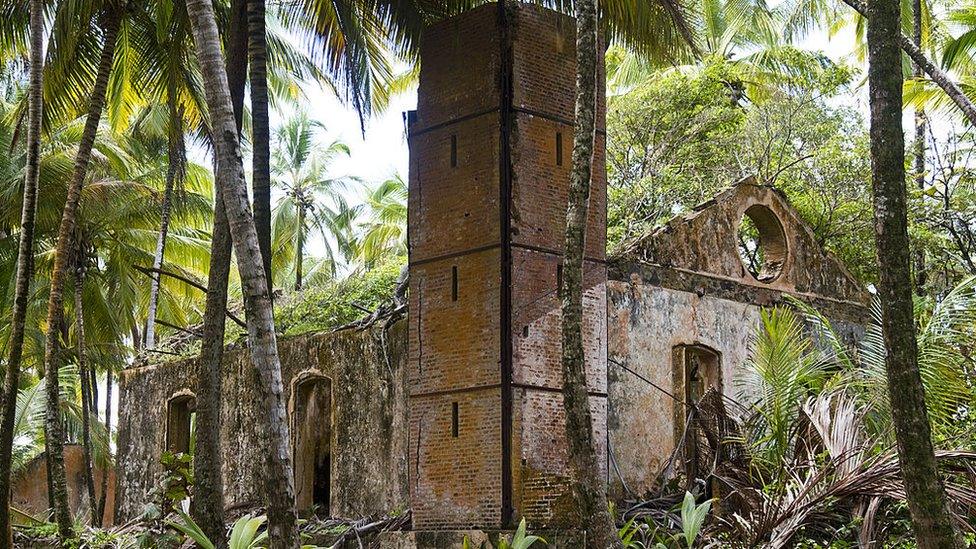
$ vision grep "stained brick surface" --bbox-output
[509,7,606,131]
[410,390,503,529]
[408,250,502,395]
[510,115,606,259]
[408,2,607,530]
[408,115,501,263]
[511,249,606,392]
[413,3,500,132]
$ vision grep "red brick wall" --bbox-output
[408,2,607,530]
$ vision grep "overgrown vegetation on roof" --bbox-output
[274,256,405,337]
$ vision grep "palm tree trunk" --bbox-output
[912,0,927,296]
[227,0,248,126]
[96,368,112,526]
[190,3,247,544]
[40,10,121,540]
[0,0,44,542]
[185,0,300,546]
[866,0,960,546]
[295,207,304,291]
[560,0,620,547]
[191,2,247,543]
[248,0,273,293]
[90,366,98,419]
[193,186,233,548]
[73,260,98,525]
[145,89,186,349]
[841,0,976,128]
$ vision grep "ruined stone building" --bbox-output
[113,1,870,536]
[605,182,870,499]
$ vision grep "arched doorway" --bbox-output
[291,374,333,515]
[166,394,196,455]
[671,345,722,482]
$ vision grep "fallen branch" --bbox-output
[153,318,202,338]
[133,264,246,328]
[839,0,976,128]
[321,511,411,547]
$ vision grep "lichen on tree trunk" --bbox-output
[865,0,960,545]
[184,0,300,544]
[560,0,620,546]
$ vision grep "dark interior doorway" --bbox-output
[292,375,332,515]
[166,394,196,455]
[672,345,722,482]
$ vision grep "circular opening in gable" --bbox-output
[737,204,788,283]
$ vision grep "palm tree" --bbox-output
[0,0,43,541]
[560,0,620,547]
[250,0,273,292]
[72,249,98,525]
[132,0,200,350]
[271,113,357,290]
[912,0,928,295]
[355,174,406,268]
[184,0,300,545]
[40,5,124,537]
[692,289,976,546]
[865,0,959,542]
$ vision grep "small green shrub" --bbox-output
[461,518,545,549]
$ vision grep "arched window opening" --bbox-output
[672,345,722,483]
[166,394,196,456]
[292,375,333,515]
[737,204,788,283]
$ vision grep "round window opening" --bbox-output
[737,204,788,283]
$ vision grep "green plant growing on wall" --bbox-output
[157,451,194,513]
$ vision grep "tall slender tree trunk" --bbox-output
[90,366,98,419]
[0,0,44,542]
[560,0,620,547]
[96,369,112,526]
[295,207,304,291]
[145,89,186,349]
[40,11,121,540]
[194,188,233,548]
[912,0,927,296]
[190,1,247,544]
[185,0,300,546]
[248,0,273,293]
[866,0,959,546]
[73,257,98,524]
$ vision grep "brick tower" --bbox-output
[407,2,607,531]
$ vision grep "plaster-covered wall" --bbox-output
[115,321,409,521]
[12,445,116,525]
[606,278,759,498]
[605,271,868,498]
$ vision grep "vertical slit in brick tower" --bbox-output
[407,2,608,531]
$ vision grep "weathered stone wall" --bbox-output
[607,264,869,498]
[628,180,868,306]
[115,321,409,522]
